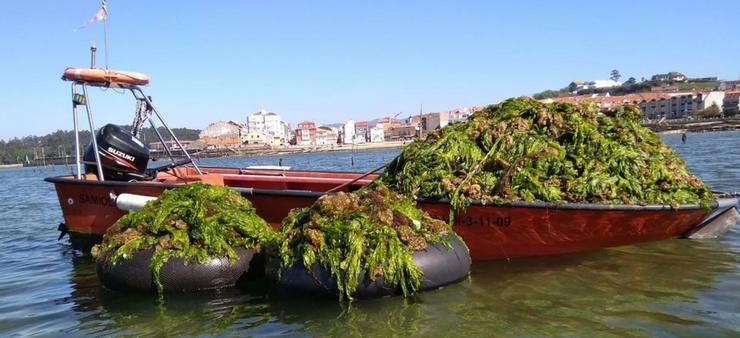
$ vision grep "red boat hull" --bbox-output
[46,168,715,261]
[419,202,707,260]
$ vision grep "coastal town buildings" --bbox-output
[282,122,292,142]
[147,140,193,152]
[338,120,371,144]
[651,72,687,83]
[247,110,288,144]
[642,91,724,119]
[290,121,337,147]
[295,121,317,146]
[374,117,403,130]
[369,126,385,142]
[385,124,416,141]
[315,126,338,146]
[545,91,726,119]
[194,74,738,151]
[354,121,369,143]
[569,80,622,93]
[448,107,475,124]
[244,130,267,144]
[409,112,450,134]
[724,90,740,112]
[720,80,740,90]
[198,121,244,148]
[342,120,356,144]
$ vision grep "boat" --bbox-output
[46,49,740,261]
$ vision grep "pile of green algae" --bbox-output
[92,183,278,293]
[379,97,711,214]
[276,184,455,300]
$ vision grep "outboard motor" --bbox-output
[84,124,150,181]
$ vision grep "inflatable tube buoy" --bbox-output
[96,247,261,293]
[268,234,470,298]
[62,67,150,86]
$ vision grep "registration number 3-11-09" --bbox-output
[455,215,512,227]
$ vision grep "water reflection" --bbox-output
[62,236,738,337]
[452,238,739,337]
[67,254,272,336]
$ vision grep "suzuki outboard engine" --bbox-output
[84,124,150,181]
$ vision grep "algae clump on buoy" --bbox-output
[275,184,469,300]
[379,97,711,214]
[91,183,279,293]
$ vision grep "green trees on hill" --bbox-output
[610,69,621,83]
[0,126,200,164]
[532,87,571,100]
[576,82,652,96]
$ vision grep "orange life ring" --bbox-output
[62,67,150,86]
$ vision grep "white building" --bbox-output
[408,112,449,133]
[316,126,338,147]
[369,126,385,143]
[651,72,687,83]
[700,91,726,111]
[281,121,291,142]
[198,121,244,148]
[247,110,286,143]
[570,80,622,92]
[448,108,470,124]
[342,120,356,144]
[720,80,740,91]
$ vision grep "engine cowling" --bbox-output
[84,124,150,181]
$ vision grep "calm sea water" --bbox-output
[0,134,738,337]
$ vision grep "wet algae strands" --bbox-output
[277,184,457,300]
[380,98,711,214]
[92,183,278,293]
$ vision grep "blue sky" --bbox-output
[1,0,739,140]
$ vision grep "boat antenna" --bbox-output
[102,0,109,69]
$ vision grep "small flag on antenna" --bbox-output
[74,0,108,32]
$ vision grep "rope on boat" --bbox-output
[325,162,388,194]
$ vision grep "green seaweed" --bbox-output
[277,184,456,301]
[380,98,712,218]
[91,183,278,294]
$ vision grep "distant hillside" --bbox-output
[532,74,720,100]
[532,87,571,100]
[532,82,652,99]
[0,126,201,164]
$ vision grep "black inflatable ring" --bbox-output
[97,247,262,293]
[269,234,470,298]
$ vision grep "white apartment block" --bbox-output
[342,120,356,144]
[247,110,286,142]
[369,126,385,143]
[641,91,725,119]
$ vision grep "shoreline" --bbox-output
[6,141,410,167]
[162,140,409,160]
[648,118,740,134]
[7,127,740,168]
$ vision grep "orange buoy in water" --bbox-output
[62,67,150,86]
